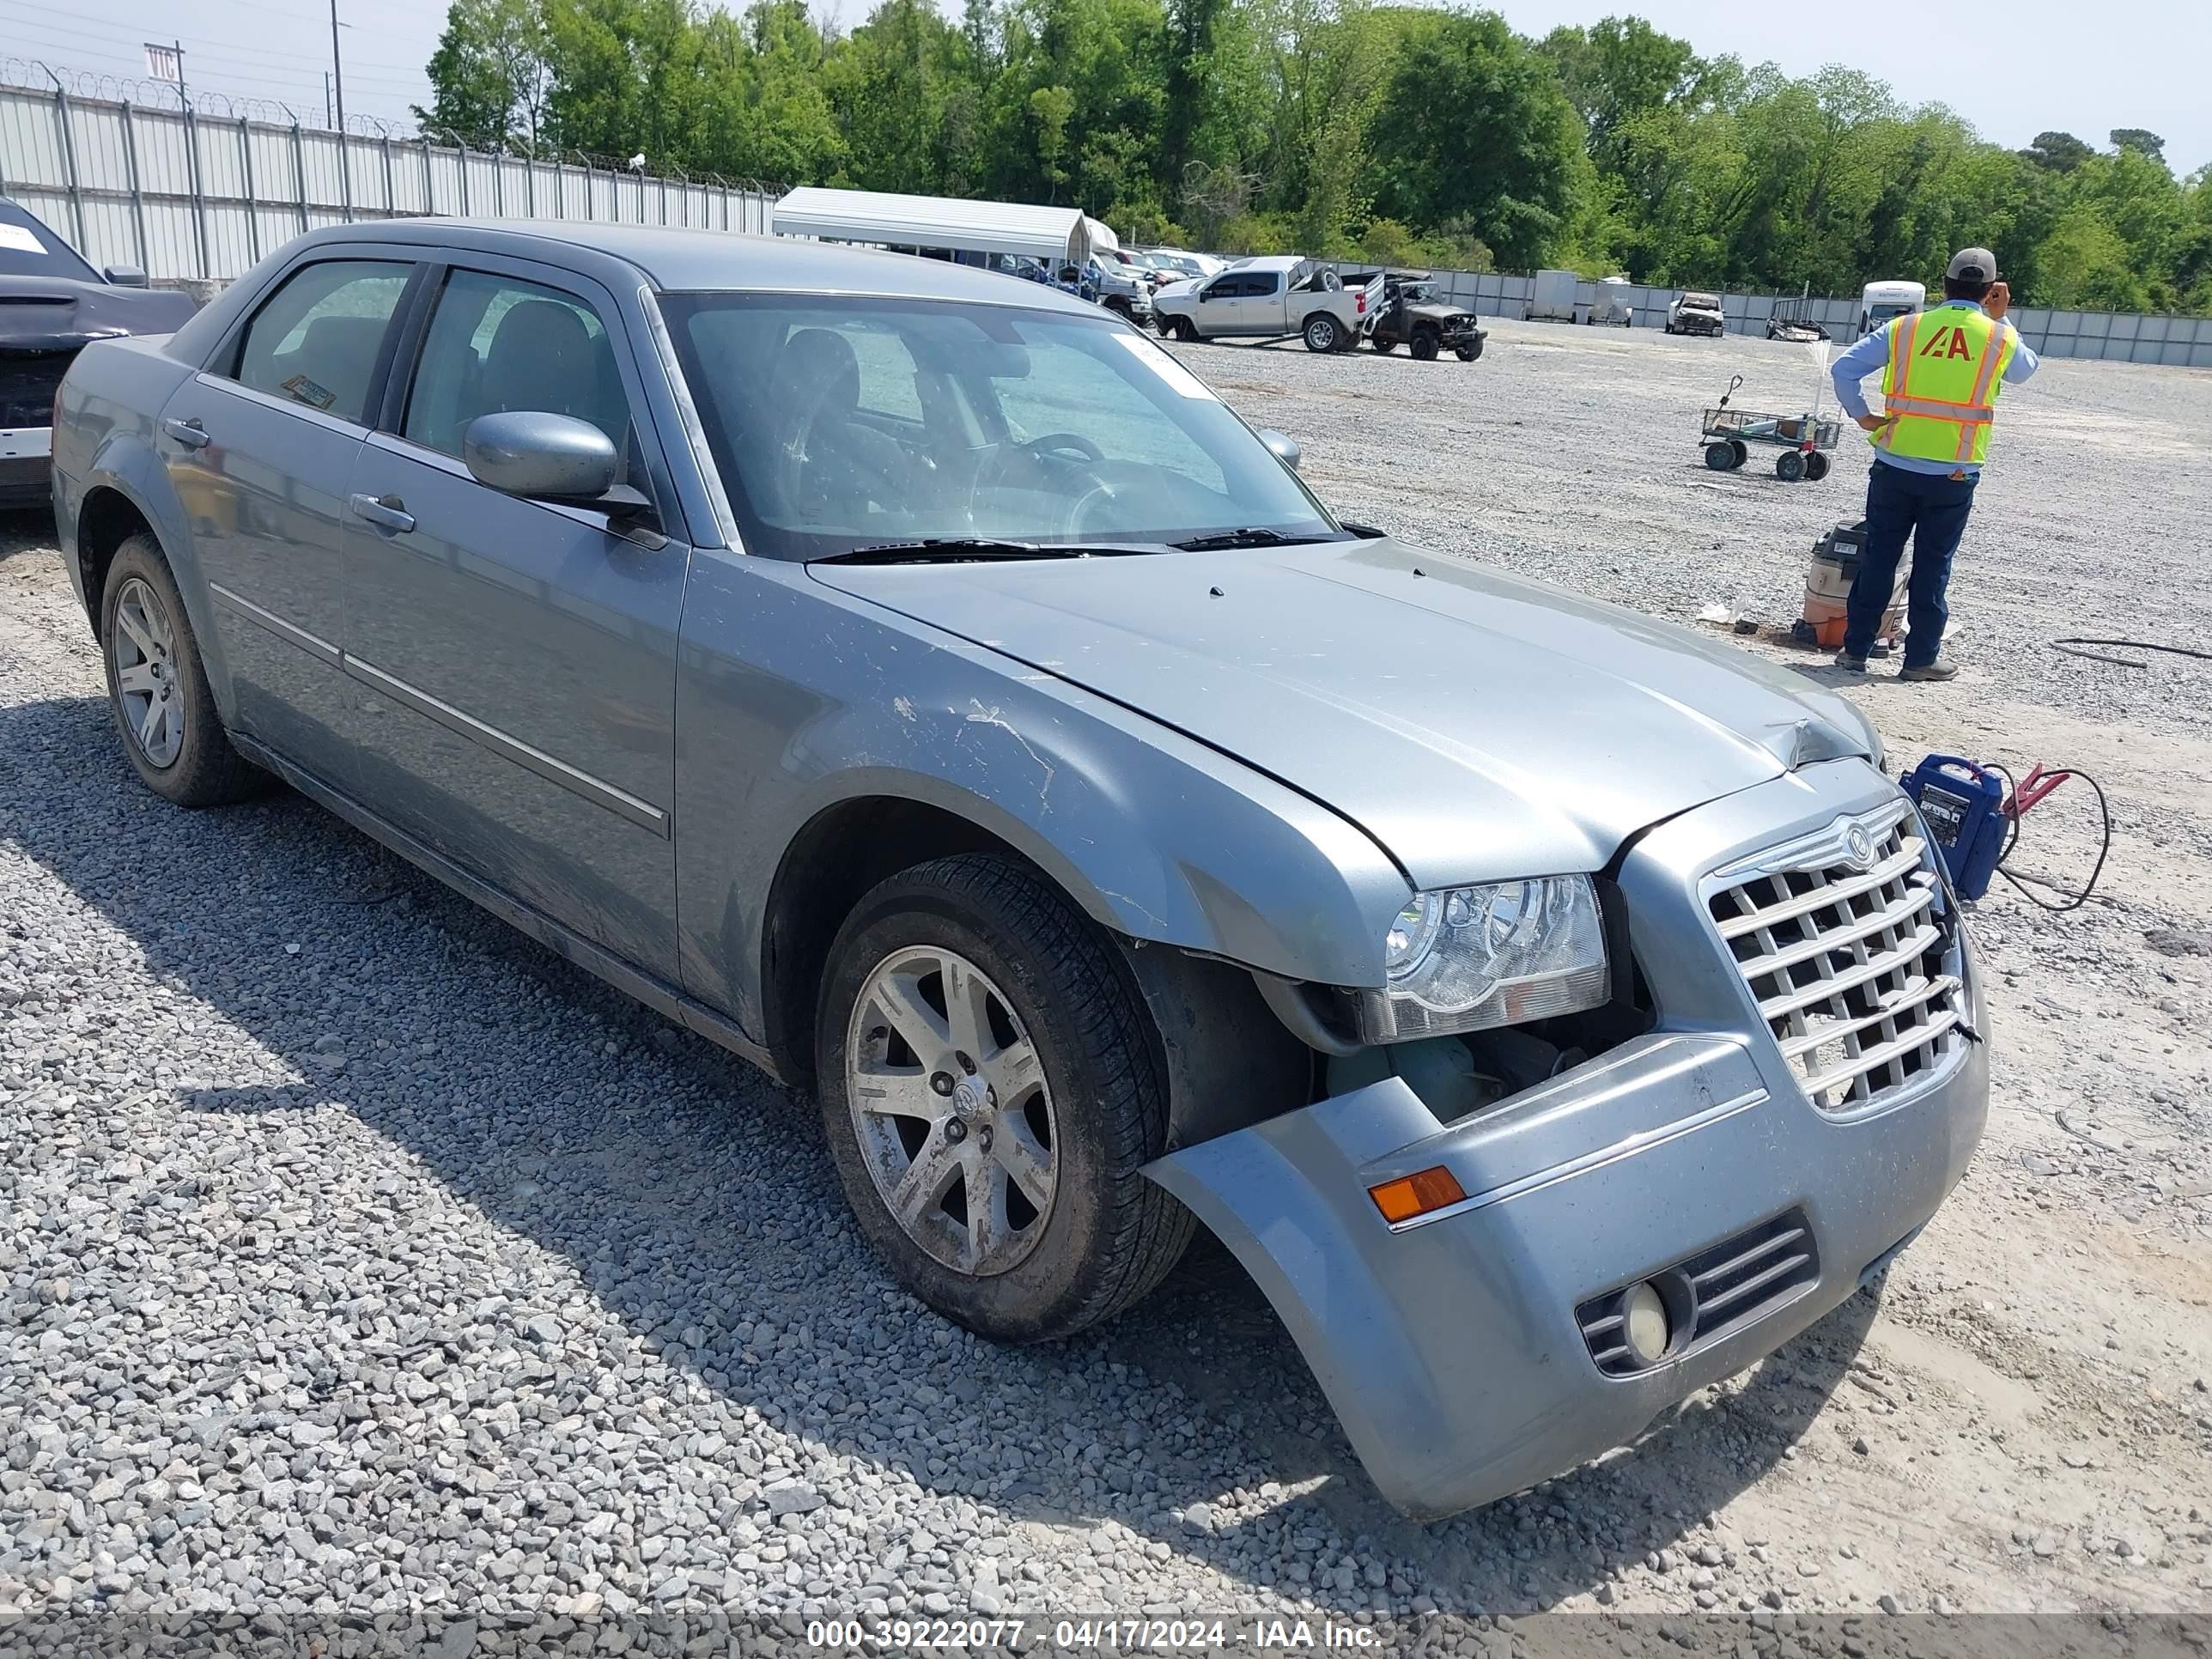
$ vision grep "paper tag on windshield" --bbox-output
[1109,331,1218,401]
[0,224,48,255]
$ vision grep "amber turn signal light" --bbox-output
[1368,1165,1467,1224]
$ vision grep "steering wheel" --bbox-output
[1019,432,1106,465]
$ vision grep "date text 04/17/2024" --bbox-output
[805,1620,1385,1650]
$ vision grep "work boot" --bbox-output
[1899,655,1960,682]
[1832,648,1868,672]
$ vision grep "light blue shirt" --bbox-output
[1829,300,2040,477]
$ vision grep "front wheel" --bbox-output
[1371,336,1397,354]
[1776,450,1808,483]
[1456,338,1482,361]
[1805,451,1832,481]
[1173,316,1199,343]
[100,533,260,807]
[1409,329,1441,362]
[817,854,1192,1343]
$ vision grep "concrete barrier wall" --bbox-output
[1329,267,2212,368]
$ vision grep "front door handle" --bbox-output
[160,416,210,450]
[347,492,416,534]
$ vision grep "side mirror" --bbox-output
[103,263,149,288]
[1257,428,1302,471]
[463,410,653,531]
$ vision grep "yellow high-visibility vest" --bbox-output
[1874,304,2016,467]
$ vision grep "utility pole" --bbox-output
[173,41,188,112]
[328,0,347,134]
[325,71,333,129]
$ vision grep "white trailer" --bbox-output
[1525,269,1579,324]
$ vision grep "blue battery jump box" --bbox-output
[1902,755,2007,899]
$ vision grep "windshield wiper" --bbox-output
[822,538,1077,565]
[1169,526,1328,551]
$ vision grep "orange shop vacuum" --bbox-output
[1791,519,1907,653]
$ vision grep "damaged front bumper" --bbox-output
[1143,761,1989,1521]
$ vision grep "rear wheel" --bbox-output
[1805,451,1832,481]
[1302,313,1340,353]
[1704,441,1736,471]
[1410,328,1440,362]
[1729,440,1749,469]
[817,853,1191,1342]
[100,534,260,807]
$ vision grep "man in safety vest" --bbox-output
[1827,247,2039,681]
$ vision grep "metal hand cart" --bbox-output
[1698,374,1841,481]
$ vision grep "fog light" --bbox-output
[1621,1280,1672,1367]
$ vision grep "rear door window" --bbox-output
[232,260,412,424]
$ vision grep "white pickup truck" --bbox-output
[1152,255,1382,352]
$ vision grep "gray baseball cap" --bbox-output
[1946,247,1997,283]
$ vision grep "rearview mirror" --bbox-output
[464,410,619,502]
[103,263,149,288]
[1257,428,1302,471]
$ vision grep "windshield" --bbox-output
[663,294,1341,562]
[1682,293,1719,308]
[0,203,100,282]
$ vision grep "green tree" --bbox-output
[416,0,551,149]
[1364,9,1585,269]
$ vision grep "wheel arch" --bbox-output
[75,483,158,630]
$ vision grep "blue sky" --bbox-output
[3,0,2203,176]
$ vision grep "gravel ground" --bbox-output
[3,316,2209,1636]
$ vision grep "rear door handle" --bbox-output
[347,492,416,534]
[161,416,210,450]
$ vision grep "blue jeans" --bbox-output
[1845,459,1978,667]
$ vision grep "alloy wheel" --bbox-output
[111,576,184,768]
[844,945,1059,1276]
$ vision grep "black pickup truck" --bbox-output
[3,197,198,509]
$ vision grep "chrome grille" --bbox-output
[1577,1209,1819,1376]
[1709,800,1963,1114]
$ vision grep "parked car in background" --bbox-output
[1666,291,1726,337]
[1152,255,1380,351]
[1859,279,1924,337]
[1589,275,1636,325]
[52,220,1984,1523]
[1,196,198,510]
[1082,254,1153,323]
[1134,246,1225,282]
[1352,272,1486,360]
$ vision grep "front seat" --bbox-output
[766,326,909,525]
[477,299,625,447]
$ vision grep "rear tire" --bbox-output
[816,853,1192,1343]
[1302,313,1340,353]
[1806,451,1832,481]
[100,533,260,807]
[1704,441,1736,471]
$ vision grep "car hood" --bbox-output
[813,538,1879,890]
[0,276,198,353]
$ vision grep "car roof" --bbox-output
[288,219,1106,317]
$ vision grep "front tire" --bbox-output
[1302,313,1340,353]
[100,534,259,807]
[1456,338,1482,361]
[1410,328,1441,362]
[817,853,1192,1343]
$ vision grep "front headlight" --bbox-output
[1358,875,1609,1042]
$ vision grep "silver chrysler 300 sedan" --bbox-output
[51,222,1987,1519]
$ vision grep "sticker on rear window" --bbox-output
[1108,331,1218,401]
[0,224,48,255]
[281,374,337,410]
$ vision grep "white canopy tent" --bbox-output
[772,186,1118,267]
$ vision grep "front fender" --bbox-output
[671,554,1410,1034]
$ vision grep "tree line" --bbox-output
[417,0,2212,312]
